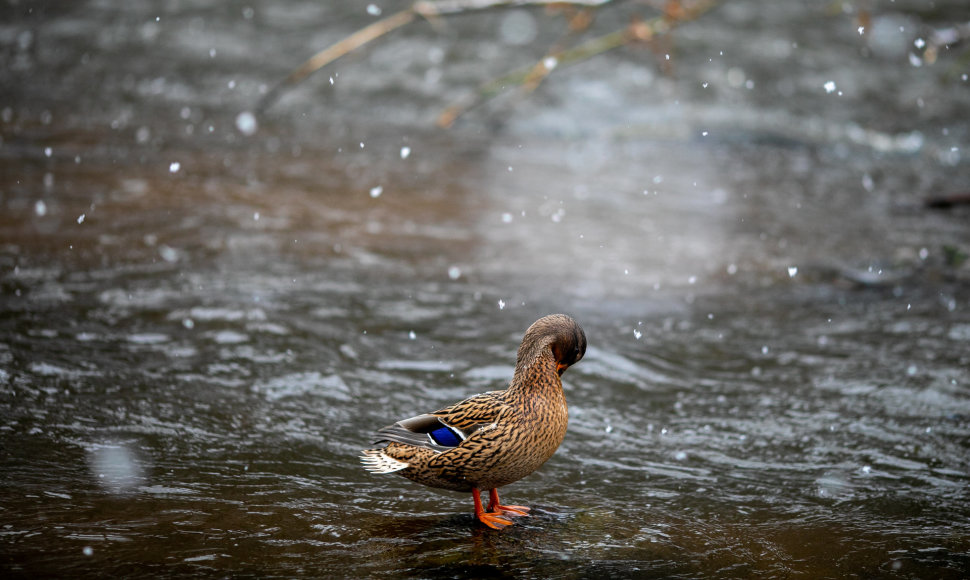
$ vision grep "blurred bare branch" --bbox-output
[414,0,612,14]
[257,0,722,125]
[258,0,619,113]
[257,9,417,113]
[438,0,719,127]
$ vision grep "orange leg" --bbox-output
[473,488,513,529]
[487,488,531,517]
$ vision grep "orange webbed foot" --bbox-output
[487,488,530,518]
[491,504,530,517]
[478,510,514,529]
[473,488,516,529]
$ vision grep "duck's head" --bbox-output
[517,314,587,377]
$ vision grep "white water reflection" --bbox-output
[87,443,146,495]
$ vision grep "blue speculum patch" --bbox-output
[428,426,462,447]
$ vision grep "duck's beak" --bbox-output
[556,362,568,376]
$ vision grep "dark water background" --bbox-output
[2,0,969,577]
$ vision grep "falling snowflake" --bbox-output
[235,111,258,135]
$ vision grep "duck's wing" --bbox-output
[372,391,507,453]
[432,390,506,433]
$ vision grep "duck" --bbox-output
[360,314,587,529]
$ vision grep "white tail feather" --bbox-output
[359,450,409,474]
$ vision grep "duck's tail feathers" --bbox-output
[359,449,409,474]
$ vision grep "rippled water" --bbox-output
[3,0,970,577]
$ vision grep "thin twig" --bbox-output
[257,0,616,113]
[438,0,718,127]
[414,0,611,15]
[257,9,417,113]
[520,8,596,93]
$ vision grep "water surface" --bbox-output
[2,0,970,577]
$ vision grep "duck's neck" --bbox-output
[506,349,565,408]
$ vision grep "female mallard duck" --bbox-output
[360,314,586,529]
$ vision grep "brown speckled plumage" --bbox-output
[360,314,586,529]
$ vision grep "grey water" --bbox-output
[2,0,969,577]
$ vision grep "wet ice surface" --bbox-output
[2,0,970,577]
